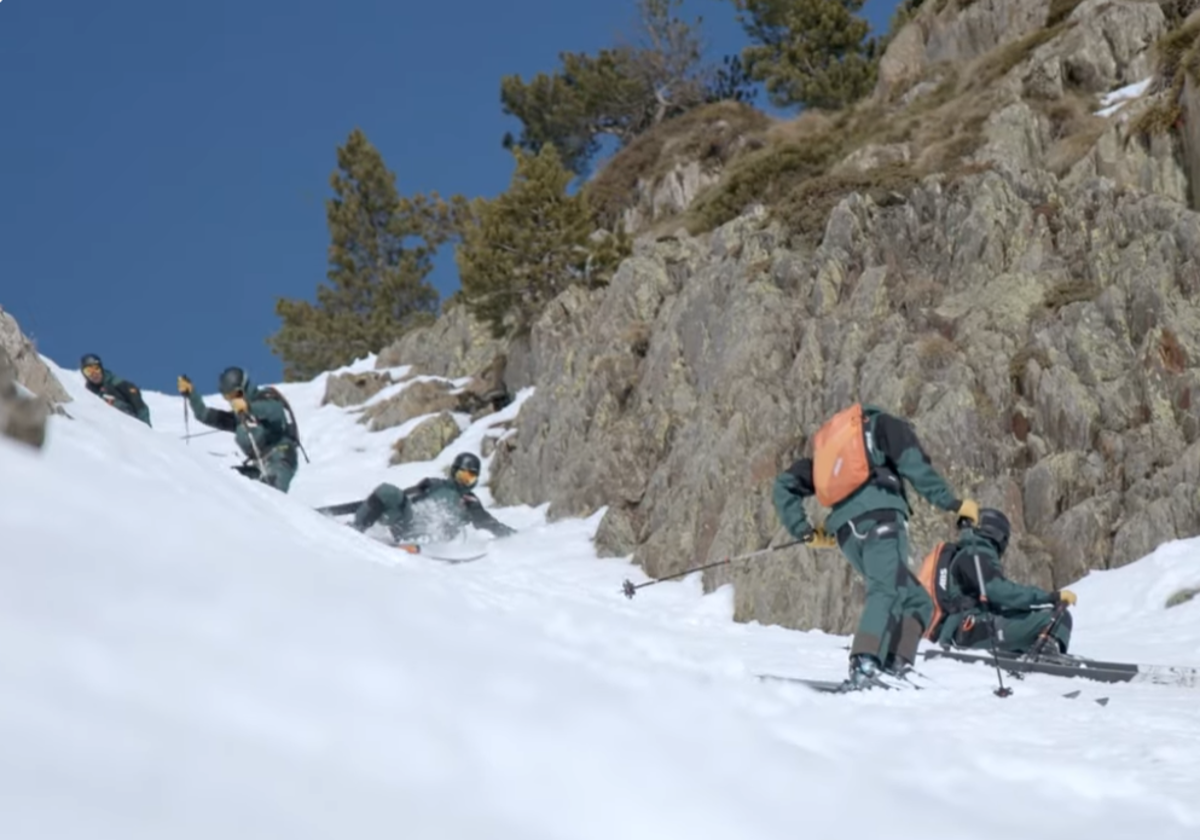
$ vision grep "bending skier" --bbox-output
[352,452,516,544]
[919,507,1076,656]
[178,366,301,493]
[772,403,980,691]
[80,353,151,426]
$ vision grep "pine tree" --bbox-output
[455,145,629,338]
[267,128,462,380]
[500,0,754,176]
[727,0,879,111]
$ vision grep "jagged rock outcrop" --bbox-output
[491,165,1200,633]
[0,308,71,406]
[0,308,70,450]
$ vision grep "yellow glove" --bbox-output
[802,526,838,549]
[229,396,249,415]
[1056,589,1077,606]
[177,375,193,395]
[956,499,980,525]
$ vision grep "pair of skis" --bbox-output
[920,647,1199,689]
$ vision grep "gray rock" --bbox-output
[390,412,462,465]
[322,370,397,407]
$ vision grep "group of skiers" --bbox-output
[773,403,1077,693]
[79,355,1070,688]
[77,354,517,545]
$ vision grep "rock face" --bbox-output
[490,164,1200,633]
[0,308,70,450]
[350,5,1200,636]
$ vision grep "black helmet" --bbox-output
[451,452,481,488]
[80,353,102,370]
[218,366,249,397]
[963,507,1011,555]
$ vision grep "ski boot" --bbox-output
[838,654,894,692]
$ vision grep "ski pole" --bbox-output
[182,394,190,445]
[621,540,803,599]
[973,553,1013,697]
[180,430,222,440]
[1024,602,1067,661]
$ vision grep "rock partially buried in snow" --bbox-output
[322,370,399,407]
[390,411,462,465]
[358,379,462,432]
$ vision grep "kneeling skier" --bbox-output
[352,452,516,545]
[178,366,302,493]
[918,507,1077,656]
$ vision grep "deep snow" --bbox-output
[2,356,1199,839]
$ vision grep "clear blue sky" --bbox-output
[0,0,901,392]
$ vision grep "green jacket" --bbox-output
[87,370,151,426]
[773,405,961,538]
[934,529,1058,643]
[401,477,516,541]
[187,388,292,462]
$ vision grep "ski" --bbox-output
[922,648,1198,689]
[756,673,917,693]
[315,500,363,517]
[756,674,857,693]
[393,543,487,563]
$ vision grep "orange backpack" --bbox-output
[811,403,873,507]
[916,540,957,640]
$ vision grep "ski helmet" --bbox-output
[968,507,1011,555]
[80,353,102,370]
[451,452,481,488]
[218,366,249,397]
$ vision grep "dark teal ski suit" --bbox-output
[773,405,974,672]
[933,529,1074,654]
[86,369,151,426]
[186,386,299,493]
[353,476,516,543]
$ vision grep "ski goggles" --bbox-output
[455,468,478,486]
[82,364,102,377]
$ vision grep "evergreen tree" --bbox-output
[268,128,462,380]
[455,145,629,338]
[500,0,754,176]
[727,0,879,111]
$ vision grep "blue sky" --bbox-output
[0,0,902,392]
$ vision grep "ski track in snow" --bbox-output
[2,355,1199,839]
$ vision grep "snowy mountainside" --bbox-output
[1,355,1198,839]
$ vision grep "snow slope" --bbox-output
[2,358,1199,839]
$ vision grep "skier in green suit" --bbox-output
[352,452,516,544]
[178,366,300,493]
[80,353,151,426]
[928,508,1076,656]
[772,403,980,691]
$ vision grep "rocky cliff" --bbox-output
[373,0,1200,634]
